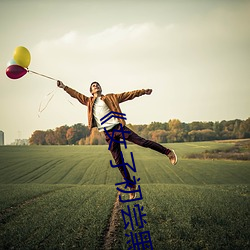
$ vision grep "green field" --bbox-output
[0,141,249,249]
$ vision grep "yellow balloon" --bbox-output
[13,46,31,68]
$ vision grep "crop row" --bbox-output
[0,184,117,249]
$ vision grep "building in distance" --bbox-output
[0,131,4,145]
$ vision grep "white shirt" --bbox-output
[93,97,119,132]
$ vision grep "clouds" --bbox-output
[31,23,163,85]
[29,8,250,108]
[11,1,250,94]
[87,23,153,49]
[31,22,177,80]
[33,23,156,60]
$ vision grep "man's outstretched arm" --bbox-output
[57,80,89,105]
[116,88,153,103]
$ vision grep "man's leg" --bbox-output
[123,126,171,154]
[104,132,136,188]
[123,126,177,165]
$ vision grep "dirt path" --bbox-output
[103,191,122,250]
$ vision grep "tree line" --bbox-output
[29,118,250,145]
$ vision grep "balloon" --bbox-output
[7,58,17,67]
[13,46,31,68]
[6,65,27,79]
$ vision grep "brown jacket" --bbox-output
[64,86,146,129]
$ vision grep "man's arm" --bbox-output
[57,80,89,105]
[116,89,153,103]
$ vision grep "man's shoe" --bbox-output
[129,186,137,200]
[168,150,178,165]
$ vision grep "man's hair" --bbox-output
[89,81,101,93]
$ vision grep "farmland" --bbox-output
[0,141,249,249]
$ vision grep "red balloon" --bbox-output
[6,65,27,79]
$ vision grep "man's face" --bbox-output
[91,82,102,95]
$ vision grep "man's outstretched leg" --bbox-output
[123,126,178,165]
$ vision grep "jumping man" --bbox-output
[57,81,177,199]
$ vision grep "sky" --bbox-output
[0,0,249,144]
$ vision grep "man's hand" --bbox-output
[57,80,65,89]
[145,89,152,95]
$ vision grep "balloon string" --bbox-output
[67,99,75,106]
[28,69,58,81]
[27,69,75,116]
[38,88,58,118]
[37,90,76,117]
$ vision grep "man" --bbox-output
[57,81,177,199]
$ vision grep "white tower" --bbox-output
[0,131,4,145]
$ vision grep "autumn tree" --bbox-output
[167,119,184,142]
[147,122,168,131]
[86,128,106,145]
[239,118,250,138]
[66,123,90,145]
[66,127,75,144]
[45,129,57,145]
[188,129,216,141]
[150,129,167,143]
[29,130,46,145]
[54,126,68,145]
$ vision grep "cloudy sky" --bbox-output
[0,0,249,144]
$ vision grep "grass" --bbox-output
[119,184,250,250]
[142,184,249,249]
[0,145,121,185]
[186,140,250,161]
[0,141,249,249]
[0,184,116,249]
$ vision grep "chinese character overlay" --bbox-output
[101,113,153,249]
[110,151,136,177]
[125,231,153,250]
[122,204,147,230]
[104,123,131,149]
[100,111,127,125]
